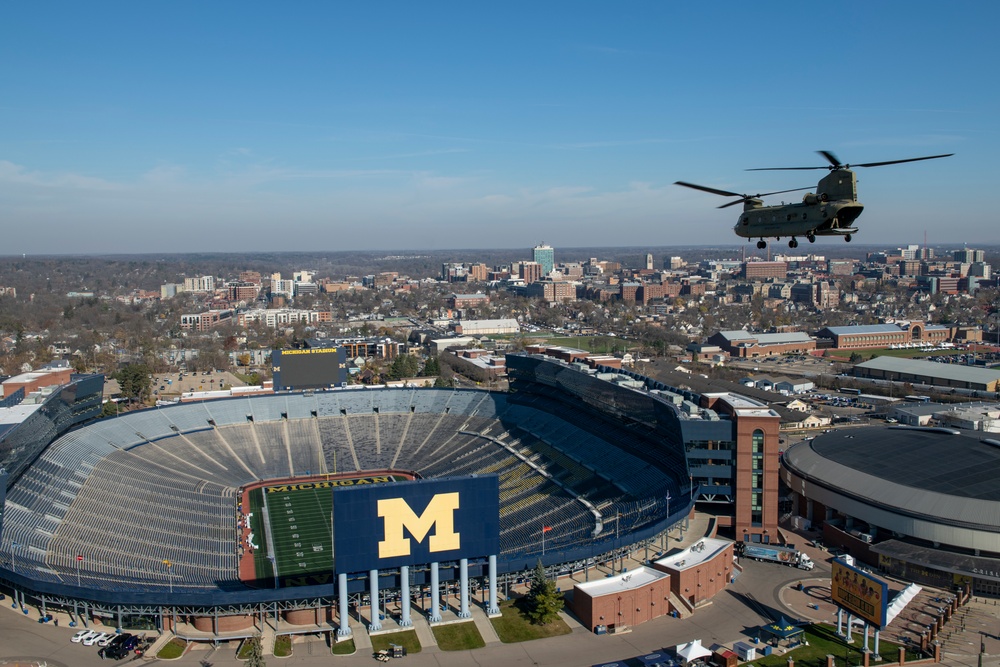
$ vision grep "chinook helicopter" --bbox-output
[676,150,952,249]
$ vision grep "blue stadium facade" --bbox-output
[0,357,756,637]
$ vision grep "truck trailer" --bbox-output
[742,544,814,570]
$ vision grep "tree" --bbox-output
[524,559,563,625]
[114,363,152,404]
[421,355,441,377]
[245,633,266,667]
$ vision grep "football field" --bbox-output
[247,474,408,586]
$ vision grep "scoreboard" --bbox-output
[272,347,348,390]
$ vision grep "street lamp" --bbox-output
[10,541,20,574]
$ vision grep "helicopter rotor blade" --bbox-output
[757,186,814,197]
[818,150,842,167]
[717,199,745,209]
[674,181,743,198]
[749,151,953,171]
[746,165,828,171]
[851,153,954,168]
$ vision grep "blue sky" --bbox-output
[1,2,995,254]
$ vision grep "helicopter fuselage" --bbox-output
[734,168,864,242]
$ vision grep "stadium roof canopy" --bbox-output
[856,356,1000,386]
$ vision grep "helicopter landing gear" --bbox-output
[756,240,767,249]
[844,234,852,242]
[807,233,816,243]
[788,238,799,248]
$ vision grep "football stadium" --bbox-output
[0,354,722,636]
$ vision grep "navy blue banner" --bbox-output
[333,476,499,574]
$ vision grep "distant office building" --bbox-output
[533,244,554,275]
[668,256,684,270]
[239,271,262,285]
[645,253,654,270]
[180,309,233,332]
[954,248,986,264]
[742,261,787,281]
[448,293,490,310]
[517,261,544,285]
[227,282,259,302]
[526,280,576,303]
[160,283,181,299]
[183,275,216,292]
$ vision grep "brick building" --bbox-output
[742,261,787,281]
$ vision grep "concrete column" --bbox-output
[847,614,854,643]
[337,573,351,637]
[863,623,870,652]
[429,562,442,623]
[873,629,880,659]
[369,569,382,632]
[837,607,844,635]
[399,566,412,627]
[487,555,500,615]
[458,559,471,618]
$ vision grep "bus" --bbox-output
[904,395,932,403]
[840,388,862,395]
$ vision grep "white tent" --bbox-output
[675,640,712,663]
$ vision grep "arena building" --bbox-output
[781,426,1000,596]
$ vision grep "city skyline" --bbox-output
[2,2,996,254]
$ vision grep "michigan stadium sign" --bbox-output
[332,476,499,573]
[831,557,889,628]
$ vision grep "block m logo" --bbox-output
[377,492,461,558]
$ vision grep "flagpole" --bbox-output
[542,524,545,556]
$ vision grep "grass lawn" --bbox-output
[273,634,292,657]
[156,638,187,659]
[371,629,422,654]
[432,622,486,651]
[750,625,921,667]
[491,599,572,643]
[331,637,356,655]
[237,637,258,660]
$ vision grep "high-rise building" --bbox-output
[645,253,654,270]
[954,248,985,264]
[533,244,554,276]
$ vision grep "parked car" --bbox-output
[84,632,112,646]
[72,630,99,643]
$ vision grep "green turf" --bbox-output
[491,599,572,643]
[264,483,334,581]
[432,622,486,651]
[750,624,921,667]
[247,475,407,587]
[331,637,356,655]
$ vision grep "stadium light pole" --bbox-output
[163,559,172,595]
